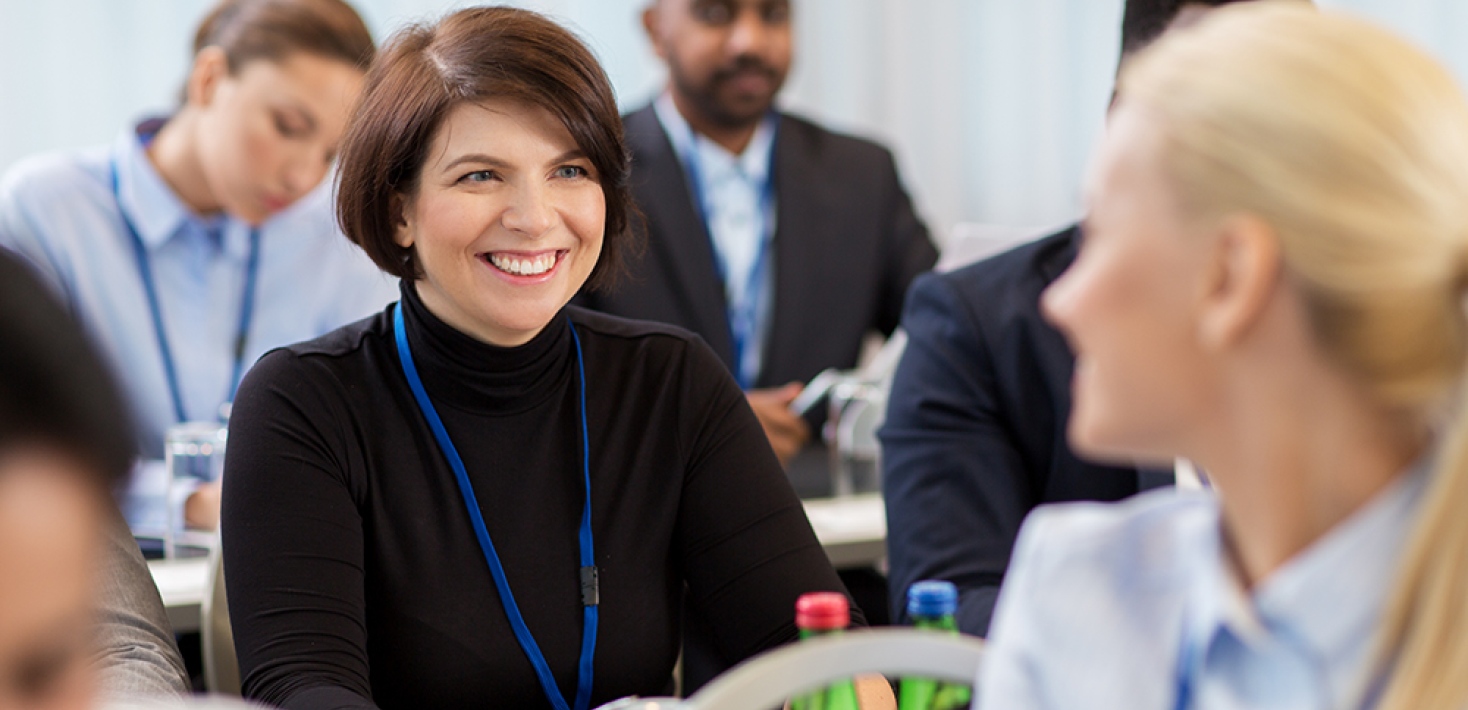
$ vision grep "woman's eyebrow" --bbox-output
[440,150,589,172]
[442,153,511,172]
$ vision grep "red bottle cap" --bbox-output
[795,592,850,631]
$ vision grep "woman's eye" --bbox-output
[554,165,588,180]
[273,115,306,138]
[460,170,497,183]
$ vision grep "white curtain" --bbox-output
[1,0,1464,246]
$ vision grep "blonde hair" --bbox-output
[1118,4,1468,708]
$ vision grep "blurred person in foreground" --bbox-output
[980,4,1468,708]
[0,252,190,707]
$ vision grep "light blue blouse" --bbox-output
[977,465,1426,710]
[0,121,396,458]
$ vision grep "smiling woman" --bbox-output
[220,6,873,710]
[0,252,137,710]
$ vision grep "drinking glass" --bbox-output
[164,421,226,558]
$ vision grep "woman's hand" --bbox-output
[184,481,222,531]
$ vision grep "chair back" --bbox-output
[597,627,984,710]
[200,539,240,695]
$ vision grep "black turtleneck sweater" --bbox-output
[220,284,858,709]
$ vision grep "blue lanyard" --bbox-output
[393,305,598,710]
[1173,630,1197,710]
[675,118,778,389]
[109,157,261,424]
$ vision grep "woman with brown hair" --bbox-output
[0,0,393,533]
[220,7,882,709]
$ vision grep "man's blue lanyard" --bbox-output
[393,304,598,710]
[109,156,261,424]
[673,118,778,389]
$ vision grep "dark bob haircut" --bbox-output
[335,6,636,292]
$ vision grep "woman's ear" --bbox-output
[1197,214,1282,350]
[184,47,231,109]
[392,193,414,249]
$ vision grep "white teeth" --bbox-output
[489,253,555,276]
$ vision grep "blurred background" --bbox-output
[1,0,1463,243]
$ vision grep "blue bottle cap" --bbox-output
[907,580,958,618]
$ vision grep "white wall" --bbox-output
[1,0,1464,243]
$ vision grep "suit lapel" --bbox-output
[760,114,826,387]
[625,105,735,362]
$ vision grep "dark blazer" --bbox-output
[580,104,937,389]
[879,224,1173,636]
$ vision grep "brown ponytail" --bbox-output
[192,0,374,73]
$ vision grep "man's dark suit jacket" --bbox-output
[880,224,1173,636]
[580,104,937,389]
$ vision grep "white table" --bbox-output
[150,494,888,634]
[802,493,888,569]
[149,556,209,634]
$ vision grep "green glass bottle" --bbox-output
[898,581,972,710]
[790,592,861,710]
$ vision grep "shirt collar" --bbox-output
[653,91,778,185]
[1184,459,1429,693]
[111,119,252,260]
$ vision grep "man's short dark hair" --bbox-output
[0,252,135,491]
[1121,0,1255,57]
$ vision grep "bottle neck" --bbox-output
[798,626,846,640]
[912,614,958,632]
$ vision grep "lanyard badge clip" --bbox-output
[580,566,600,606]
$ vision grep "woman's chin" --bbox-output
[1066,419,1169,468]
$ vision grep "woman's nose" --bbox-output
[500,182,556,238]
[282,146,334,199]
[1040,268,1079,332]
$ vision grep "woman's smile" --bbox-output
[482,249,568,281]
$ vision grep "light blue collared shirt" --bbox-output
[654,92,778,388]
[0,121,396,458]
[977,464,1427,710]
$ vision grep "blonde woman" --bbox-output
[978,4,1468,709]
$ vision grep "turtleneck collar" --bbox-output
[398,280,574,415]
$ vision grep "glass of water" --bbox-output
[826,377,886,497]
[164,421,227,558]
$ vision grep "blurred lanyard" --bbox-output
[393,305,598,710]
[1173,630,1197,710]
[109,154,260,424]
[670,116,778,389]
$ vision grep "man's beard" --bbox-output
[670,54,785,129]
